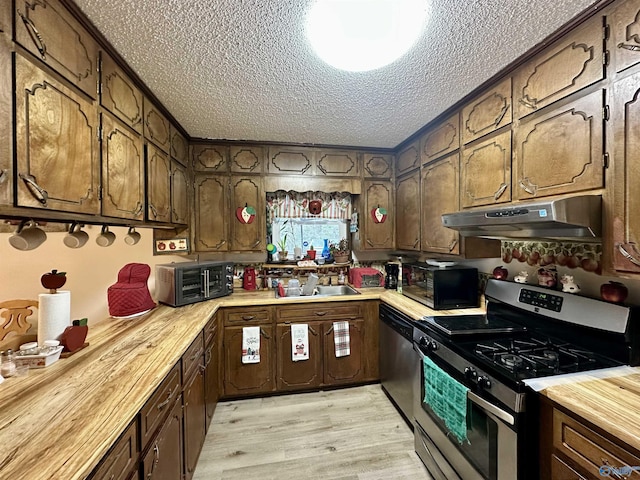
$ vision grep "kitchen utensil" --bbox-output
[9,220,47,251]
[243,267,257,290]
[96,225,116,247]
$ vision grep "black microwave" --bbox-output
[155,261,234,307]
[402,262,479,310]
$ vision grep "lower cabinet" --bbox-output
[89,421,138,480]
[276,321,323,391]
[540,398,640,480]
[322,318,366,385]
[204,315,219,431]
[141,396,184,480]
[183,365,206,480]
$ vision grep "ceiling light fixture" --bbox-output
[305,0,429,72]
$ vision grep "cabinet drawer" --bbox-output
[205,314,218,346]
[225,308,272,326]
[551,454,587,480]
[182,332,204,381]
[89,420,138,480]
[553,408,640,478]
[139,363,181,449]
[277,302,362,322]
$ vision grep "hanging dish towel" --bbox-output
[423,356,469,444]
[291,323,309,362]
[242,326,260,364]
[333,321,350,357]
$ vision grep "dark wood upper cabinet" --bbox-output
[316,150,360,177]
[171,160,188,225]
[101,112,145,220]
[513,89,604,200]
[170,127,188,167]
[193,174,228,252]
[193,144,229,172]
[363,153,393,178]
[421,113,460,164]
[230,145,264,174]
[146,143,172,223]
[362,180,394,249]
[0,0,10,34]
[15,54,100,214]
[15,0,99,98]
[0,25,12,207]
[395,141,420,176]
[461,78,512,144]
[513,15,604,119]
[395,170,421,251]
[229,176,264,251]
[460,130,512,209]
[268,146,315,175]
[100,53,143,133]
[143,97,171,153]
[610,0,640,74]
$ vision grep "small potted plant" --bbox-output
[306,244,316,260]
[330,238,350,264]
[276,235,288,261]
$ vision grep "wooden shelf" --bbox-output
[263,263,351,271]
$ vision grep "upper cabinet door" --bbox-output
[421,113,460,164]
[194,174,228,252]
[229,176,264,251]
[171,160,188,225]
[462,78,512,144]
[143,97,171,153]
[513,15,604,119]
[15,0,99,98]
[0,27,11,207]
[268,146,315,175]
[15,54,100,214]
[100,53,143,133]
[362,180,394,249]
[610,0,640,74]
[101,112,145,220]
[421,154,460,255]
[230,145,264,174]
[396,141,420,176]
[513,89,604,200]
[316,150,360,177]
[146,143,172,223]
[193,144,229,172]
[460,130,512,209]
[395,170,421,251]
[0,0,10,35]
[170,126,188,167]
[610,71,640,274]
[363,153,393,179]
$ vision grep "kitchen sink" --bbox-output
[314,285,360,296]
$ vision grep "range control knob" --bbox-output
[418,337,438,352]
[464,367,477,380]
[477,376,492,389]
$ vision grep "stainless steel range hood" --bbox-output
[441,195,602,240]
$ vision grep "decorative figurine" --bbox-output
[560,275,580,294]
[514,271,529,284]
[537,265,557,288]
[492,266,508,280]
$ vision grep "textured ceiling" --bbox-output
[74,0,599,148]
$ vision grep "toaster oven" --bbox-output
[156,261,234,307]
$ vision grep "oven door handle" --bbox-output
[414,343,515,426]
[467,390,515,426]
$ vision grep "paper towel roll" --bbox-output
[38,291,71,346]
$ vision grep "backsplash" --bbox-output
[500,240,602,274]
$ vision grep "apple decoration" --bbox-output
[41,269,67,293]
[492,266,508,280]
[601,281,628,304]
[236,205,256,224]
[371,207,387,224]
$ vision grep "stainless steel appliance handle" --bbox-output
[414,343,515,426]
[204,269,210,298]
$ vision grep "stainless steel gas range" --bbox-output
[412,279,640,480]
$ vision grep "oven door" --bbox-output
[413,345,518,480]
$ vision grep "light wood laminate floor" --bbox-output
[193,384,431,479]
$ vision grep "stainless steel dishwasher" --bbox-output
[379,303,416,425]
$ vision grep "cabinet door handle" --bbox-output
[19,173,48,205]
[242,315,255,321]
[518,178,537,195]
[412,238,420,248]
[147,444,159,478]
[366,239,374,247]
[325,325,334,336]
[0,169,7,184]
[448,239,458,252]
[518,98,537,110]
[134,203,144,216]
[493,183,508,201]
[190,348,203,361]
[315,311,328,316]
[149,204,158,218]
[251,240,261,248]
[156,389,173,410]
[309,326,318,336]
[617,242,640,267]
[18,11,47,59]
[260,328,270,339]
[617,42,640,52]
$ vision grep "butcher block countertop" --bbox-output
[541,368,640,452]
[0,288,483,480]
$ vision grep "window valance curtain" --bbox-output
[266,191,352,221]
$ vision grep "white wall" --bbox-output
[0,225,186,326]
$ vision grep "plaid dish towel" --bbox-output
[333,321,350,357]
